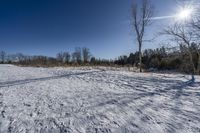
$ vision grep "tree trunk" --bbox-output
[139,42,142,72]
[188,50,196,75]
[197,52,200,75]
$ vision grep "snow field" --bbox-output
[0,65,200,133]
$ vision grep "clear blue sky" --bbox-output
[0,0,176,59]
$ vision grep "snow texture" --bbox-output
[0,64,200,133]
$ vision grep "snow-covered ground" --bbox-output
[0,64,200,133]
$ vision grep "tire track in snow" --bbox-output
[0,71,101,88]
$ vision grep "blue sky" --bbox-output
[0,0,176,59]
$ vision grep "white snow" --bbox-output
[0,64,200,133]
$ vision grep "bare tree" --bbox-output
[132,0,154,72]
[63,52,70,63]
[82,47,91,63]
[191,4,200,73]
[163,23,199,74]
[0,51,6,63]
[191,23,200,74]
[56,52,64,63]
[191,6,200,39]
[72,47,82,64]
[163,0,200,74]
[192,19,200,38]
[16,53,25,62]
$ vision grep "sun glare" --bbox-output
[177,8,193,20]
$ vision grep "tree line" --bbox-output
[0,47,113,67]
[115,43,200,74]
[1,43,200,74]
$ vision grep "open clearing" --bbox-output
[0,64,200,133]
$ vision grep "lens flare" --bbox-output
[177,8,193,20]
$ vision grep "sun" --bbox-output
[177,8,193,20]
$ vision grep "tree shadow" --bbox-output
[81,74,200,132]
[84,74,199,116]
